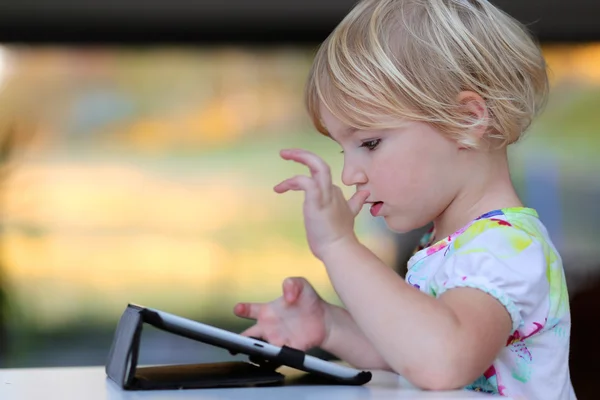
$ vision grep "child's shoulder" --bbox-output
[451,207,554,258]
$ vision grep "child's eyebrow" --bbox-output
[329,126,358,142]
[343,127,360,136]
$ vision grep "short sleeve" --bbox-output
[432,219,550,333]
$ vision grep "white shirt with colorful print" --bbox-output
[405,208,575,399]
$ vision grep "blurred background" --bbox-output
[0,0,598,397]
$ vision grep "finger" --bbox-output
[347,190,370,216]
[233,303,261,320]
[282,277,301,304]
[273,175,320,204]
[240,324,263,338]
[273,175,316,194]
[280,149,333,202]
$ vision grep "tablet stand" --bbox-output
[105,304,285,390]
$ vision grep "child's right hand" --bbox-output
[233,277,330,350]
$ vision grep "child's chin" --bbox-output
[382,215,415,234]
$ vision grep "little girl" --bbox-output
[234,0,575,398]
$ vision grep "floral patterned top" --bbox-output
[406,208,575,399]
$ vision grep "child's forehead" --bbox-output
[319,104,372,136]
[318,104,353,136]
[319,103,411,139]
[321,117,358,141]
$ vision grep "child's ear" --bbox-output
[456,91,489,148]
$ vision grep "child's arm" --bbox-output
[321,301,393,370]
[321,238,512,390]
[274,149,513,390]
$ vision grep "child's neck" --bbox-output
[433,147,522,241]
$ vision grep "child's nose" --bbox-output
[341,164,367,186]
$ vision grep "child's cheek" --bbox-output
[376,166,416,199]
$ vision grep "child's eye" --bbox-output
[360,139,381,151]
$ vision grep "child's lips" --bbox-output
[370,202,384,217]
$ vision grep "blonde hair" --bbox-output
[305,0,549,148]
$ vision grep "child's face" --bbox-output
[321,105,465,233]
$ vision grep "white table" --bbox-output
[0,366,498,399]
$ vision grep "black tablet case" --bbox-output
[105,303,372,390]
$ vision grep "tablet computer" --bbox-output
[139,305,372,385]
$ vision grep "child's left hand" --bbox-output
[274,148,369,260]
